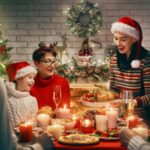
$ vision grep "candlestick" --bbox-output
[19,122,33,142]
[58,104,70,119]
[36,113,50,127]
[106,108,118,129]
[95,115,108,132]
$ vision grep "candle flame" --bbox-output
[84,119,91,127]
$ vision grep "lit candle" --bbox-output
[47,124,64,140]
[58,104,70,119]
[19,122,33,142]
[36,113,50,127]
[95,115,108,132]
[128,115,138,128]
[80,119,94,133]
[106,108,118,129]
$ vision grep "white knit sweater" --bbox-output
[5,82,38,128]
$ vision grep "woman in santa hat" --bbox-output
[6,61,38,128]
[110,16,150,126]
[30,42,70,111]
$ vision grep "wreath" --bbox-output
[66,0,103,37]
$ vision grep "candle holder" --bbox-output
[47,124,65,140]
[80,118,94,133]
[36,113,50,128]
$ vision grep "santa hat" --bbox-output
[6,61,37,82]
[111,16,143,60]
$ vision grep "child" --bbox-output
[6,61,38,128]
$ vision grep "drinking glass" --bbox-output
[121,90,134,118]
[53,85,62,113]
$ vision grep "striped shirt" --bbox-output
[109,50,150,121]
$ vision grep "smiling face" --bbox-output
[113,32,136,58]
[34,52,57,79]
[16,73,36,92]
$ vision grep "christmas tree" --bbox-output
[0,31,12,77]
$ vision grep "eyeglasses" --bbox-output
[40,59,57,65]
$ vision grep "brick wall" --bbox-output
[0,0,150,63]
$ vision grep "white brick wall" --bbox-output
[0,0,150,62]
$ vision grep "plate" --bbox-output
[58,134,99,145]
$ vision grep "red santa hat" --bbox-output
[6,61,37,82]
[111,16,143,60]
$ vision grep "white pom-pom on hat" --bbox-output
[131,60,141,69]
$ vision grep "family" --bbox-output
[0,16,150,150]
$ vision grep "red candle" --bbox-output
[128,115,138,128]
[19,123,33,142]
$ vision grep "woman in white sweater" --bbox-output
[6,61,38,128]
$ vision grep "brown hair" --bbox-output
[32,41,57,62]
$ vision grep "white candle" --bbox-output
[36,113,50,127]
[95,115,108,132]
[132,126,148,140]
[58,104,70,119]
[106,108,118,129]
[47,124,64,139]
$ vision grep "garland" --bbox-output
[66,0,103,37]
[56,57,109,83]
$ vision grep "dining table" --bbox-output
[54,140,126,150]
[53,84,127,150]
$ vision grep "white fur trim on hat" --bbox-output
[15,66,37,80]
[111,22,139,40]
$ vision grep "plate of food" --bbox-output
[58,134,100,145]
[80,89,118,108]
[93,128,120,141]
